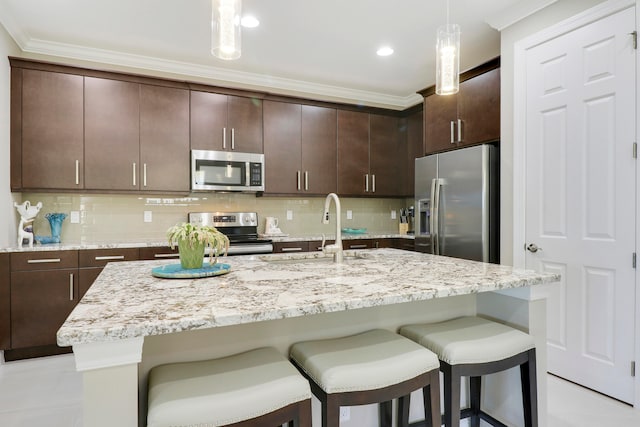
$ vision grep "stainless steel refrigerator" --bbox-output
[414,144,499,263]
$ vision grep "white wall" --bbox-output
[499,0,607,266]
[0,23,20,248]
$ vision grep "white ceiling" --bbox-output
[0,0,550,109]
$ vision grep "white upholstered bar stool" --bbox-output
[400,316,538,427]
[147,347,312,427]
[289,329,441,427]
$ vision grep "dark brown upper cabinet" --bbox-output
[264,101,337,195]
[424,66,500,154]
[14,69,84,190]
[190,91,263,153]
[405,110,424,196]
[338,111,403,197]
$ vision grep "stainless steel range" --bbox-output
[187,212,273,255]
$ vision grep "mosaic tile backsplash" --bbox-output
[17,193,410,244]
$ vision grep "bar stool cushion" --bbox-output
[290,329,440,394]
[147,347,311,427]
[400,316,535,365]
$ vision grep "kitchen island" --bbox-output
[57,248,559,427]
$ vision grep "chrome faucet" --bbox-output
[321,192,343,263]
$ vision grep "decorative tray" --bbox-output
[151,263,231,279]
[341,228,367,234]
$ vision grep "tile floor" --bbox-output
[1,352,640,426]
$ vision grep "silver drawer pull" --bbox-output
[282,247,303,252]
[69,273,74,301]
[95,255,125,261]
[349,244,368,249]
[415,243,430,247]
[27,258,61,264]
[154,253,180,258]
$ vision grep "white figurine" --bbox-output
[14,201,42,248]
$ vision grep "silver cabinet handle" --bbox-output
[457,119,462,142]
[297,171,301,191]
[95,255,125,261]
[222,127,227,149]
[154,253,180,258]
[282,247,303,252]
[75,160,80,185]
[231,128,235,150]
[27,258,61,264]
[69,273,74,301]
[365,174,369,192]
[304,171,309,191]
[525,243,542,253]
[450,121,455,143]
[143,163,147,187]
[415,243,431,247]
[132,162,137,186]
[349,244,368,249]
[372,174,376,193]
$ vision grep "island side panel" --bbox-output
[83,364,139,427]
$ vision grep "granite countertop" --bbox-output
[57,248,559,347]
[1,233,414,253]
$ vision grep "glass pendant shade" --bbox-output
[436,23,460,95]
[211,0,242,60]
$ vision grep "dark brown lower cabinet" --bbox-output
[10,268,78,349]
[0,254,10,350]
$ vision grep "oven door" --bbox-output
[191,150,264,192]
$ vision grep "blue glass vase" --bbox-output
[35,213,67,244]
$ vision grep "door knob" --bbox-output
[525,243,542,253]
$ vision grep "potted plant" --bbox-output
[166,223,229,270]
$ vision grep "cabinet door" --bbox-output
[79,267,102,299]
[406,111,424,196]
[140,85,190,192]
[190,90,228,151]
[227,95,263,153]
[263,101,302,193]
[424,92,458,154]
[302,105,337,194]
[458,68,500,145]
[85,77,140,190]
[21,69,84,189]
[0,254,9,350]
[370,114,402,196]
[11,268,78,348]
[337,110,369,196]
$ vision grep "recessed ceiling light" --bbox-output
[376,46,394,57]
[241,16,260,28]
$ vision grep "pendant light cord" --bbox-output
[446,0,450,27]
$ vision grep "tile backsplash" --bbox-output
[16,193,411,245]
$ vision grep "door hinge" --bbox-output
[631,31,638,49]
[633,253,636,269]
[633,142,637,159]
[632,361,636,377]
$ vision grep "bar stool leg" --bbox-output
[324,395,340,427]
[442,363,461,427]
[521,349,538,427]
[423,370,441,427]
[379,400,393,427]
[470,376,481,427]
[396,396,410,427]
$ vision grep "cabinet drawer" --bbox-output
[11,250,78,271]
[79,248,139,268]
[139,246,180,260]
[273,241,310,253]
[343,240,374,250]
[307,240,335,252]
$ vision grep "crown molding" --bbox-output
[14,36,421,110]
[485,0,559,31]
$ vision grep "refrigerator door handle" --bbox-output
[430,178,439,254]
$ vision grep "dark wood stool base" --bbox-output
[224,399,312,427]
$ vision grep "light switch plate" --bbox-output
[70,211,80,224]
[340,407,350,421]
[391,210,397,219]
[144,211,152,223]
[346,210,353,220]
[286,210,293,220]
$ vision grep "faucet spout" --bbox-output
[321,193,343,262]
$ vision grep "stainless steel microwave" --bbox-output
[191,150,265,192]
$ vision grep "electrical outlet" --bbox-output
[286,210,293,220]
[346,210,353,220]
[339,407,350,421]
[143,211,152,223]
[70,211,80,224]
[391,210,397,219]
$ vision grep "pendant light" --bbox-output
[435,0,460,95]
[211,0,242,60]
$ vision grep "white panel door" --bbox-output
[525,7,636,403]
